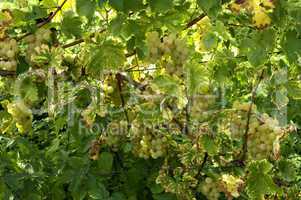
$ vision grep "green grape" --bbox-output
[145,31,188,76]
[0,38,18,71]
[200,177,220,200]
[247,114,279,160]
[7,101,32,134]
[230,102,282,160]
[35,28,52,42]
[131,122,167,159]
[25,28,52,67]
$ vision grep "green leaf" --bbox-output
[97,152,114,174]
[124,0,144,12]
[153,193,177,200]
[109,192,127,200]
[151,74,181,96]
[19,77,39,105]
[149,0,174,12]
[287,0,301,23]
[278,159,296,182]
[41,0,57,8]
[201,134,218,156]
[88,181,110,199]
[76,0,96,19]
[197,0,221,17]
[288,81,301,99]
[61,11,82,38]
[272,87,289,109]
[246,160,280,200]
[242,29,275,67]
[202,32,219,50]
[87,41,126,75]
[16,55,30,75]
[74,88,92,109]
[109,0,124,11]
[281,30,301,64]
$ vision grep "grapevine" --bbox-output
[0,0,300,199]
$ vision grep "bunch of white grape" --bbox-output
[100,121,128,151]
[161,34,188,65]
[199,177,220,200]
[230,101,282,160]
[25,28,51,67]
[136,134,167,159]
[0,38,18,70]
[220,174,244,198]
[7,100,32,134]
[145,31,188,75]
[247,113,281,160]
[131,123,167,159]
[146,31,162,61]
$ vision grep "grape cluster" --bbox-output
[199,177,220,200]
[0,39,18,70]
[137,134,167,159]
[146,31,162,61]
[101,121,128,151]
[131,122,167,159]
[0,10,13,39]
[220,174,244,198]
[162,34,188,64]
[231,101,282,160]
[146,31,188,75]
[25,28,51,67]
[7,101,32,134]
[247,113,281,160]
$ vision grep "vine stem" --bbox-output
[195,152,209,180]
[185,13,206,29]
[240,69,265,161]
[62,28,106,49]
[116,73,131,130]
[184,92,190,135]
[0,70,16,77]
[17,0,69,41]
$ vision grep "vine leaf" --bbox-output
[246,160,280,200]
[96,152,114,174]
[109,0,124,11]
[287,81,301,100]
[87,41,126,75]
[281,30,301,64]
[151,74,181,97]
[201,135,218,156]
[76,0,96,19]
[241,30,275,67]
[61,11,82,38]
[197,0,221,17]
[149,0,174,12]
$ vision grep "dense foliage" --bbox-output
[0,0,301,199]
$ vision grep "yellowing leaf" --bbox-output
[53,0,76,22]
